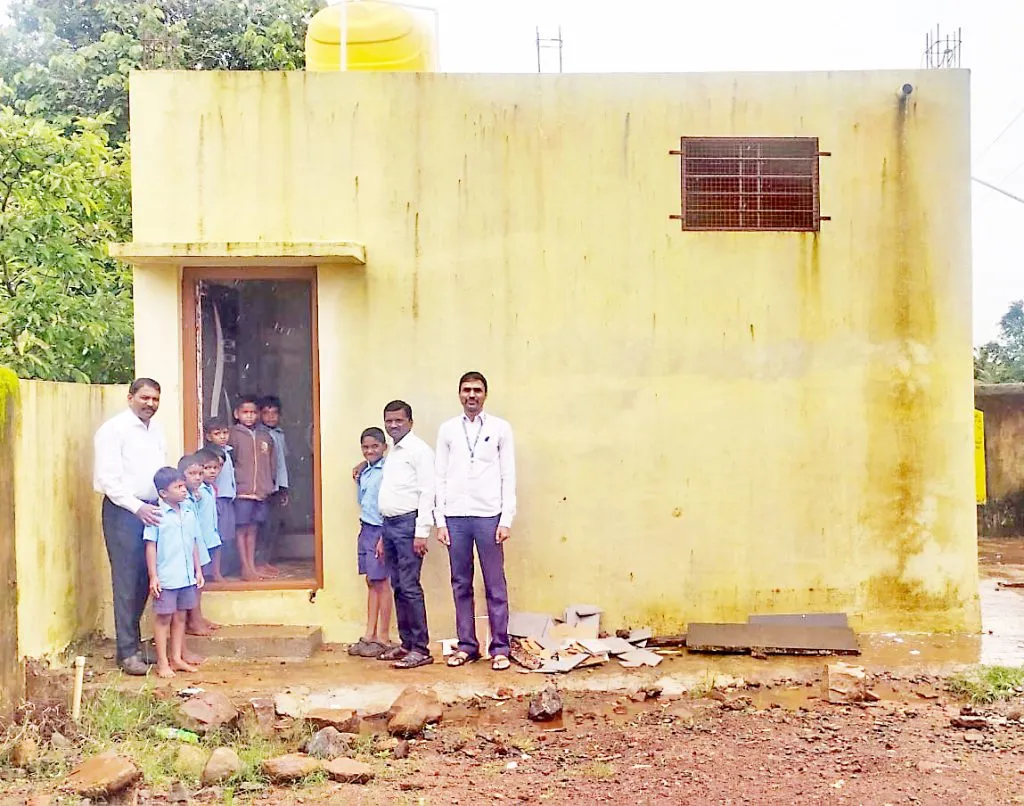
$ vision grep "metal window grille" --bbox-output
[671,137,826,231]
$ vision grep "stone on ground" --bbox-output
[387,687,444,737]
[168,779,190,803]
[821,662,870,704]
[178,691,239,733]
[11,737,38,767]
[303,726,354,759]
[173,745,209,779]
[201,746,243,785]
[393,738,410,759]
[262,753,320,783]
[63,752,140,798]
[240,697,277,738]
[323,757,375,784]
[49,731,72,751]
[527,684,563,722]
[303,707,360,734]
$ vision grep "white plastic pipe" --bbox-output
[71,656,86,722]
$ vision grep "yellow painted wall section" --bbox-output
[15,381,126,659]
[126,70,979,637]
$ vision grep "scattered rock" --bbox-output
[720,696,752,711]
[916,760,942,774]
[173,745,209,779]
[168,780,190,803]
[388,687,444,737]
[11,737,38,767]
[667,703,696,724]
[304,708,360,734]
[241,697,277,739]
[273,692,303,718]
[178,691,238,734]
[951,716,990,730]
[64,752,140,798]
[201,747,243,786]
[963,730,984,744]
[49,731,72,751]
[262,753,320,783]
[527,684,563,722]
[303,727,354,760]
[821,663,870,704]
[393,739,410,759]
[323,757,375,784]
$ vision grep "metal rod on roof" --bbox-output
[973,176,1024,206]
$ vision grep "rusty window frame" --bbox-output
[670,137,829,232]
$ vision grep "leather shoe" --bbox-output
[378,645,408,662]
[119,654,150,676]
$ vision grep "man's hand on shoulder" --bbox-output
[352,460,368,481]
[136,503,162,526]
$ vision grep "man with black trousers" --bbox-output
[376,399,436,669]
[93,378,167,674]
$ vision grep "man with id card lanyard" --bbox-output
[434,371,517,672]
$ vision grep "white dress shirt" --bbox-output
[93,409,167,513]
[434,411,516,529]
[377,431,436,538]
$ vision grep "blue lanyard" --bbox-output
[461,417,483,461]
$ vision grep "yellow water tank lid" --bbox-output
[307,1,419,47]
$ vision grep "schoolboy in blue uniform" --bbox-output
[179,450,222,637]
[348,427,394,658]
[205,418,237,578]
[144,467,205,679]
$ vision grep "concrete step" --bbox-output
[187,625,322,660]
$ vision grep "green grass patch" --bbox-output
[948,665,1024,704]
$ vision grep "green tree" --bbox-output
[0,108,133,382]
[0,0,323,143]
[975,300,1024,383]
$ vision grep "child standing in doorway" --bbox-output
[257,395,289,577]
[145,467,205,679]
[229,395,277,581]
[348,427,394,658]
[205,418,236,580]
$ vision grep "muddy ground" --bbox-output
[3,676,1024,805]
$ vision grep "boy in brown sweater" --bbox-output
[229,395,277,580]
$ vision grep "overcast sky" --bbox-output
[4,0,1021,344]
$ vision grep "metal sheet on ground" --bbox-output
[686,623,860,655]
[748,613,849,627]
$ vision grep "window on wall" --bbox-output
[671,137,825,231]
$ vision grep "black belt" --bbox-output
[382,511,417,523]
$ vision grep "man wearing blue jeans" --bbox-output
[376,399,436,669]
[435,371,517,672]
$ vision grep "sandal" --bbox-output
[491,655,510,671]
[446,650,480,668]
[348,638,371,656]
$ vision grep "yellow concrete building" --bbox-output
[110,68,979,641]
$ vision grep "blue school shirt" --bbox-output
[260,425,289,491]
[143,500,200,590]
[184,494,210,566]
[214,445,236,499]
[357,458,385,526]
[195,483,222,551]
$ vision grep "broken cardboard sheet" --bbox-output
[548,616,600,641]
[537,654,586,674]
[563,604,603,626]
[578,637,636,656]
[686,622,860,656]
[508,612,554,639]
[617,649,663,668]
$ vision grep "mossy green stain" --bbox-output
[0,367,19,438]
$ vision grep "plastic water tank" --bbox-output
[305,1,436,72]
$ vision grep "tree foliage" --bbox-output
[0,108,132,381]
[0,0,324,383]
[975,301,1024,383]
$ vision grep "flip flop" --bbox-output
[491,655,510,671]
[447,650,480,667]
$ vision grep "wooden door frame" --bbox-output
[182,266,324,591]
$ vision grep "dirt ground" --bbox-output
[3,537,1024,804]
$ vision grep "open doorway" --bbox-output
[183,268,322,590]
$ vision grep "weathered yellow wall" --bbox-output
[127,70,979,637]
[14,381,124,659]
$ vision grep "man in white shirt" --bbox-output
[93,378,167,675]
[377,400,436,669]
[435,371,516,671]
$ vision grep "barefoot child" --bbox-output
[257,395,289,577]
[177,454,213,637]
[229,395,277,581]
[204,418,237,578]
[182,450,223,635]
[348,427,395,658]
[145,467,205,678]
[199,449,226,582]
